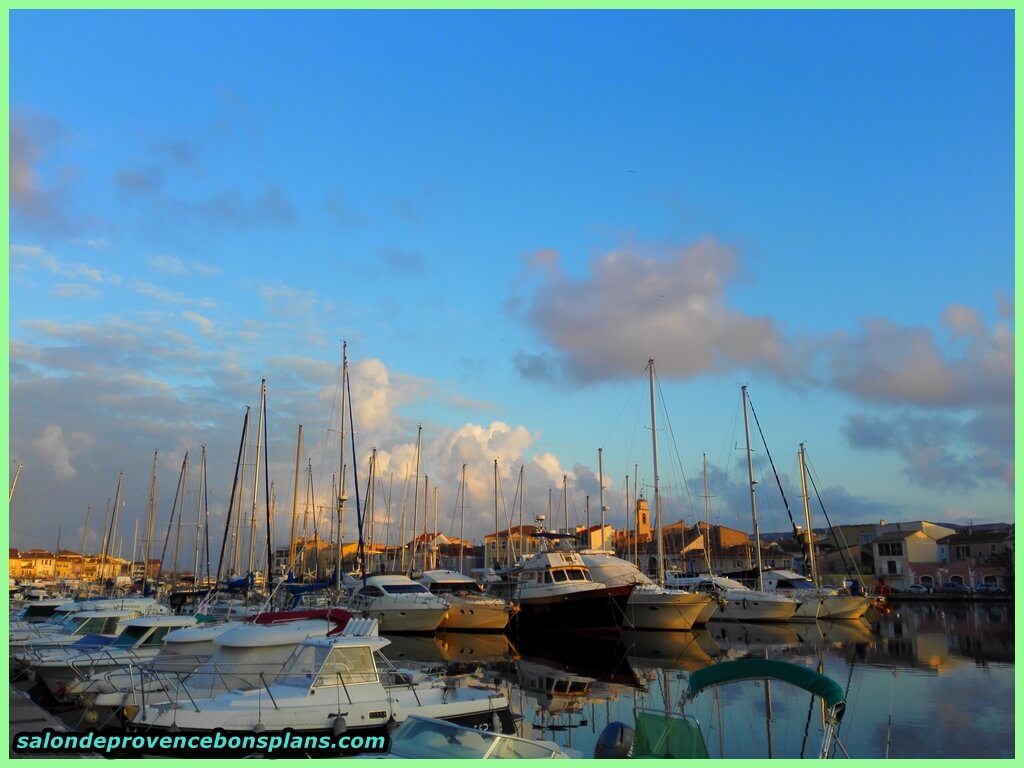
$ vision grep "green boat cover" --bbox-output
[632,710,709,759]
[688,659,845,710]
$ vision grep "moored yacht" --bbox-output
[417,569,517,632]
[665,574,798,622]
[505,539,634,635]
[756,568,871,620]
[344,574,449,634]
[128,631,515,751]
[579,551,716,631]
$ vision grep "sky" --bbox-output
[6,10,1015,563]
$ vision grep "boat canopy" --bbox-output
[688,659,845,712]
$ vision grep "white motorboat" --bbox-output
[26,615,198,699]
[417,570,517,632]
[373,714,576,759]
[344,574,449,634]
[580,552,716,630]
[128,631,516,752]
[70,612,351,722]
[665,574,798,622]
[757,569,871,621]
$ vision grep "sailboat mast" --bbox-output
[289,425,302,573]
[493,459,499,567]
[598,448,606,551]
[408,426,422,575]
[81,505,92,558]
[648,359,665,584]
[192,445,205,586]
[798,443,819,587]
[702,453,713,573]
[741,385,765,589]
[248,380,266,575]
[518,465,525,561]
[562,474,568,532]
[459,463,467,573]
[432,486,439,570]
[337,344,348,590]
[144,451,157,587]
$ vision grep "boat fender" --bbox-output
[594,722,635,759]
[332,715,347,736]
[742,598,748,610]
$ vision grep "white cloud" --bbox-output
[48,283,100,299]
[515,238,791,382]
[146,254,188,274]
[182,310,214,337]
[31,425,93,481]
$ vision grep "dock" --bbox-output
[8,685,95,759]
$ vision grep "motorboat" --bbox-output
[505,546,634,635]
[417,569,517,632]
[372,714,576,758]
[69,610,351,723]
[579,552,716,630]
[344,575,449,634]
[665,574,798,622]
[757,569,871,620]
[28,615,198,699]
[128,630,516,750]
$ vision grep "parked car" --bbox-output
[905,584,932,594]
[940,581,971,594]
[974,583,1006,595]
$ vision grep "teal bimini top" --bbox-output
[688,658,846,711]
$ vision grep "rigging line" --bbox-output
[344,355,367,591]
[804,460,857,578]
[216,406,250,585]
[805,450,858,575]
[745,393,802,542]
[597,368,648,451]
[654,373,701,530]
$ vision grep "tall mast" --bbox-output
[248,379,266,575]
[337,343,348,590]
[518,465,525,562]
[493,459,499,567]
[648,359,665,585]
[422,474,430,572]
[172,452,188,583]
[459,463,467,573]
[598,448,606,551]
[192,445,206,586]
[702,453,713,573]
[81,505,92,557]
[289,425,302,574]
[562,474,568,532]
[432,486,439,570]
[741,385,764,589]
[9,463,24,504]
[217,406,249,584]
[368,449,377,573]
[144,451,158,586]
[408,426,422,575]
[798,443,819,587]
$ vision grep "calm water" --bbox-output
[387,601,1015,759]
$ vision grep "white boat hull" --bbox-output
[438,597,515,632]
[623,589,711,631]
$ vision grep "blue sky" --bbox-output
[8,10,1014,559]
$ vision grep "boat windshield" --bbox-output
[389,716,566,759]
[75,616,120,635]
[112,625,151,647]
[775,578,816,590]
[276,643,378,688]
[381,583,430,595]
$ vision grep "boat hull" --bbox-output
[438,597,516,632]
[623,590,711,631]
[509,584,633,635]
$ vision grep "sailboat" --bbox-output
[664,386,799,623]
[581,361,717,631]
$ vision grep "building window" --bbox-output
[886,560,898,575]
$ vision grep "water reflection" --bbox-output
[396,601,1013,758]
